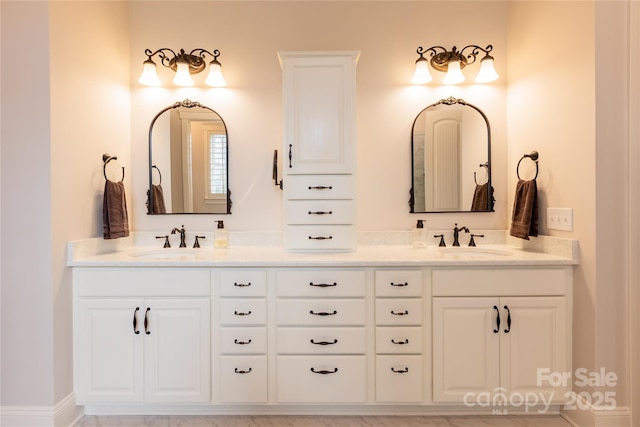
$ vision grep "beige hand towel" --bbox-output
[103,180,130,239]
[510,179,538,240]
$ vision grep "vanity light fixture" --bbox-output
[411,44,498,85]
[138,48,227,87]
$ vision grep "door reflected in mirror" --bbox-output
[410,97,493,213]
[147,99,231,214]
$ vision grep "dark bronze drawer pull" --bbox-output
[144,307,151,335]
[391,310,409,316]
[308,236,333,240]
[234,282,252,287]
[310,339,338,345]
[308,211,333,215]
[391,339,409,345]
[390,282,408,287]
[309,282,337,288]
[311,368,338,374]
[310,310,337,316]
[391,367,409,374]
[234,310,252,316]
[234,339,252,345]
[308,186,333,190]
[234,368,252,374]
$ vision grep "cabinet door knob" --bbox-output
[493,305,500,334]
[504,305,511,333]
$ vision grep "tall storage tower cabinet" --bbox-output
[278,51,360,252]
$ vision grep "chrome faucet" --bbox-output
[171,225,187,248]
[452,223,469,246]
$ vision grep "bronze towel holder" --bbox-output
[103,153,125,181]
[474,162,489,185]
[152,165,162,185]
[516,151,539,180]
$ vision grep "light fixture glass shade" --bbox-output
[475,56,499,83]
[205,61,227,87]
[443,60,465,84]
[138,60,161,86]
[173,61,194,86]
[411,58,432,84]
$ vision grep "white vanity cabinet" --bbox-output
[279,51,360,252]
[431,268,571,404]
[73,268,211,404]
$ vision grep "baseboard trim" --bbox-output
[0,393,84,427]
[562,406,631,427]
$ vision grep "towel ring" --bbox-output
[103,153,125,181]
[516,151,539,180]
[152,165,162,186]
[474,162,489,185]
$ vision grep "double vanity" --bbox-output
[68,232,576,416]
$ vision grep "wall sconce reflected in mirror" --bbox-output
[411,44,498,85]
[138,48,226,87]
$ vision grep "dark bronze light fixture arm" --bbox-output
[416,44,493,72]
[143,48,221,74]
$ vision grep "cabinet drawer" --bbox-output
[286,200,355,225]
[277,327,366,354]
[375,270,423,297]
[277,270,366,297]
[286,225,356,251]
[219,299,267,325]
[375,327,423,354]
[276,356,366,403]
[219,356,267,403]
[219,327,267,354]
[75,268,211,297]
[376,299,423,326]
[218,270,267,297]
[375,355,424,403]
[277,299,366,326]
[432,268,569,296]
[286,175,354,200]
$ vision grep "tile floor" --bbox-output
[75,415,574,427]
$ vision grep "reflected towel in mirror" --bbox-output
[510,179,538,240]
[150,184,166,214]
[470,182,494,212]
[103,180,130,239]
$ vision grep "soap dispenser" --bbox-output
[412,219,427,248]
[214,220,228,248]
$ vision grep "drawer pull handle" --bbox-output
[504,305,511,333]
[234,368,252,374]
[493,305,501,334]
[234,339,252,345]
[234,282,252,287]
[310,339,338,346]
[309,282,337,288]
[234,310,252,316]
[391,339,409,345]
[288,144,292,168]
[391,310,409,316]
[310,310,337,316]
[308,236,333,240]
[144,307,151,335]
[311,368,338,375]
[133,307,140,335]
[391,367,409,374]
[308,211,333,215]
[390,282,408,287]
[308,185,333,190]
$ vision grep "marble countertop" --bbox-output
[67,231,578,268]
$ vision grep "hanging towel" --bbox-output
[151,184,166,214]
[510,179,538,240]
[103,180,130,239]
[470,182,493,211]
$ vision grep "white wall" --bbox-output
[128,1,509,235]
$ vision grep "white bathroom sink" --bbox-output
[128,249,199,260]
[438,247,513,257]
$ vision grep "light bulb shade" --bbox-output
[443,60,465,84]
[173,61,194,86]
[138,60,161,86]
[205,60,227,87]
[475,56,499,83]
[411,58,432,84]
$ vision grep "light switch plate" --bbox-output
[547,208,573,231]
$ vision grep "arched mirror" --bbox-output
[147,99,231,214]
[410,96,493,213]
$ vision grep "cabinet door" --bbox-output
[75,298,144,403]
[500,297,569,401]
[144,299,211,403]
[281,53,357,175]
[432,297,500,403]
